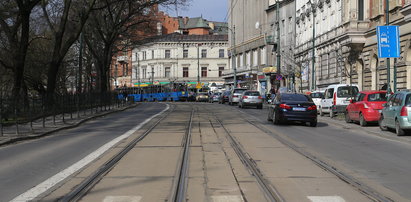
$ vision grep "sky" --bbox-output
[161,0,229,22]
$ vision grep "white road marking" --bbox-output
[308,196,346,202]
[10,104,169,202]
[103,195,142,202]
[212,195,244,202]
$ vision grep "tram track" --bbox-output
[58,105,177,202]
[236,108,394,202]
[211,112,285,202]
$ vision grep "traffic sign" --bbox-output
[377,26,400,58]
[276,74,283,81]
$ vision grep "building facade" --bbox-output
[132,34,229,88]
[226,0,296,95]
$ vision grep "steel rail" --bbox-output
[244,117,394,202]
[169,108,194,202]
[59,105,176,202]
[214,116,284,202]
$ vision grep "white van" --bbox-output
[319,84,359,118]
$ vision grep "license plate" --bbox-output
[293,107,306,111]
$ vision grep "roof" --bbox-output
[141,33,228,44]
[178,17,210,29]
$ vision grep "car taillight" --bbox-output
[279,104,292,110]
[258,96,262,99]
[400,106,408,116]
[333,92,336,106]
[307,105,317,110]
[233,95,238,98]
[363,103,369,109]
[243,96,248,99]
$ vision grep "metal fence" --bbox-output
[0,92,133,136]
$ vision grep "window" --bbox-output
[152,50,155,59]
[183,49,188,58]
[219,49,224,58]
[183,67,189,77]
[201,49,207,58]
[325,88,334,99]
[165,67,170,78]
[358,0,364,20]
[165,50,171,58]
[219,67,224,77]
[142,67,147,79]
[337,86,359,98]
[143,51,146,60]
[201,67,207,77]
[368,93,387,102]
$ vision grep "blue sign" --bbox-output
[377,26,400,58]
[276,74,283,81]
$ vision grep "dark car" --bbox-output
[219,91,231,104]
[267,93,318,127]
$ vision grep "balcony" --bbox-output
[340,20,369,48]
[117,56,129,63]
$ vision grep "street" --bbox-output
[2,102,411,202]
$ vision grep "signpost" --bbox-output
[377,26,400,58]
[377,25,400,95]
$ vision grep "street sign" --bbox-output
[276,74,283,81]
[196,82,202,89]
[377,26,400,58]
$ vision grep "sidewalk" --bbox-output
[0,103,138,147]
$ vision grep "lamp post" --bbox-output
[197,44,201,92]
[231,26,237,89]
[386,0,391,95]
[307,0,316,91]
[276,0,281,89]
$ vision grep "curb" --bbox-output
[0,104,138,147]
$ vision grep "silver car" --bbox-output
[229,88,247,105]
[238,90,263,109]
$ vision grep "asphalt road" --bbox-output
[231,103,411,200]
[0,103,167,202]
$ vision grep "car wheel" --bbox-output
[272,111,279,125]
[345,111,352,123]
[319,107,324,116]
[359,113,367,126]
[395,120,405,136]
[379,115,388,131]
[309,121,317,127]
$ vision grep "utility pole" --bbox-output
[386,0,391,95]
[197,44,200,92]
[276,0,281,89]
[232,26,237,89]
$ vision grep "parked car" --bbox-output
[267,93,318,127]
[196,92,209,102]
[320,84,359,118]
[229,88,247,105]
[309,91,324,112]
[219,91,231,104]
[238,90,263,109]
[379,90,411,136]
[209,92,221,103]
[345,90,387,126]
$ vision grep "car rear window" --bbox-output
[337,86,359,98]
[310,92,323,98]
[281,94,311,102]
[234,89,246,94]
[245,91,260,96]
[368,93,387,102]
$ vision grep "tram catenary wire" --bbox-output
[59,104,177,202]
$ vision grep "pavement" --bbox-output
[0,103,138,147]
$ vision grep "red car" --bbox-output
[345,90,387,126]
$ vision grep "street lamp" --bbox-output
[308,0,317,91]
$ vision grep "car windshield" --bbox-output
[337,86,359,98]
[368,93,387,102]
[310,92,323,98]
[244,91,260,96]
[234,89,246,94]
[281,94,311,102]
